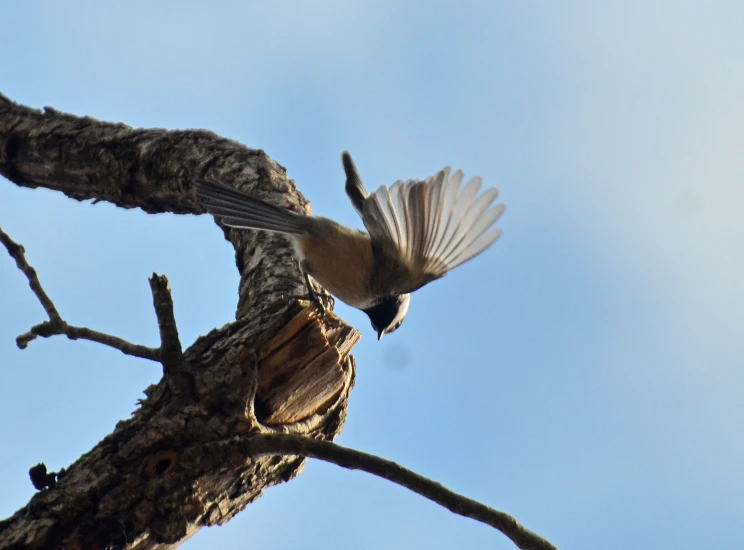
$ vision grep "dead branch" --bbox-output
[240,434,558,550]
[149,273,184,373]
[1,92,355,549]
[0,92,556,550]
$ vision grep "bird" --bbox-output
[195,151,505,340]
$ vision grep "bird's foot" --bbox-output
[302,273,334,316]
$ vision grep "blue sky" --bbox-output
[1,2,743,548]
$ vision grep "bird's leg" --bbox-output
[304,271,325,315]
[300,264,334,316]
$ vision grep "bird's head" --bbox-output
[363,294,411,340]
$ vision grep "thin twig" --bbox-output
[241,434,558,550]
[0,227,62,324]
[16,320,160,361]
[0,225,160,362]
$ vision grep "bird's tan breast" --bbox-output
[294,221,375,309]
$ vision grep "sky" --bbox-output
[1,1,743,549]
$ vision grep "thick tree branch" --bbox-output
[0,93,357,549]
[0,90,322,320]
[242,434,558,550]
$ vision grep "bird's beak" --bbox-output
[377,330,384,341]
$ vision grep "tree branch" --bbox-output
[1,93,357,549]
[149,273,183,373]
[18,320,161,362]
[241,434,558,550]
[0,225,161,361]
[0,224,62,324]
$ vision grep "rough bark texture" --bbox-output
[0,93,359,549]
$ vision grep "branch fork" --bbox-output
[1,226,182,372]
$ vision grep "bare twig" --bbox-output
[0,226,62,324]
[16,320,161,361]
[149,273,183,372]
[0,225,160,362]
[241,434,558,550]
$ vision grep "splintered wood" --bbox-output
[256,305,360,426]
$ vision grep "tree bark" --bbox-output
[0,93,358,549]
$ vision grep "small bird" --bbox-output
[196,152,505,339]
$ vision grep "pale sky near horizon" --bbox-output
[1,2,743,549]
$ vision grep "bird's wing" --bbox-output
[362,167,505,295]
[342,151,369,218]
